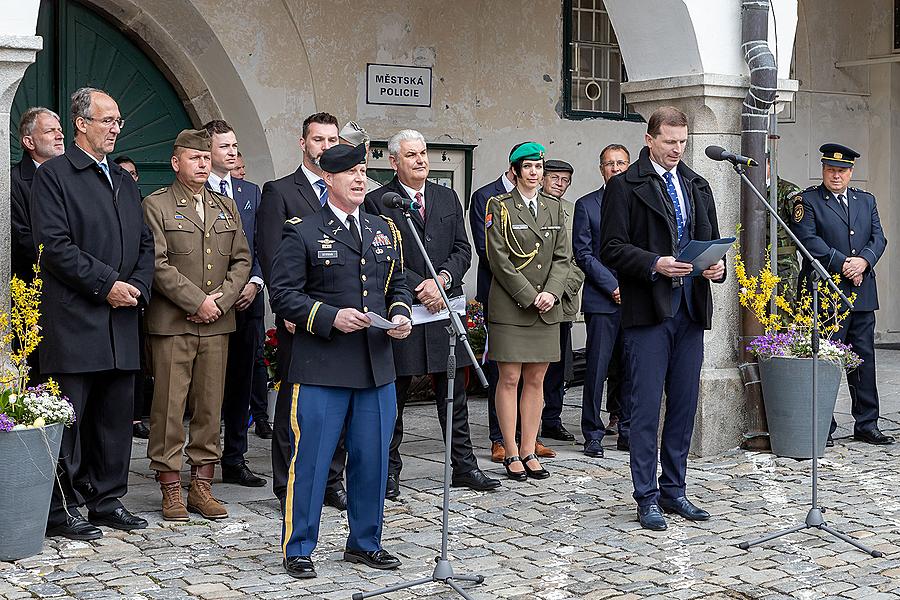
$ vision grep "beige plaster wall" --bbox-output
[779,0,899,339]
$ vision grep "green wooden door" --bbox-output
[9,0,193,196]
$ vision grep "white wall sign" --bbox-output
[366,64,432,107]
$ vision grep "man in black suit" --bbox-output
[12,107,65,283]
[203,119,268,487]
[600,106,725,531]
[366,129,500,500]
[31,87,155,539]
[257,112,348,511]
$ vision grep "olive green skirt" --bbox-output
[487,320,560,364]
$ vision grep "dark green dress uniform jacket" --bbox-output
[269,206,413,389]
[484,189,572,326]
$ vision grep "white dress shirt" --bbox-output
[208,171,233,199]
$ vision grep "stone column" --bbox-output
[622,73,798,456]
[0,35,42,308]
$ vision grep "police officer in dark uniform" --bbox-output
[790,143,893,446]
[270,143,413,579]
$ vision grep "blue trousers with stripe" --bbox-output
[281,382,396,558]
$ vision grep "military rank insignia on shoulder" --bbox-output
[285,216,303,225]
[850,186,871,196]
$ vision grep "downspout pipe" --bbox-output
[740,0,777,434]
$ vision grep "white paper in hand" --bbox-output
[365,312,401,329]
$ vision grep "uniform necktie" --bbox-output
[415,191,425,221]
[219,178,228,197]
[347,214,362,250]
[193,193,205,223]
[315,179,329,206]
[663,171,685,240]
[528,200,537,220]
[838,193,849,219]
[99,162,112,188]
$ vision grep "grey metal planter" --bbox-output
[759,356,842,459]
[0,423,64,561]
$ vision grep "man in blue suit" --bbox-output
[573,144,632,459]
[790,143,892,446]
[204,120,267,487]
[601,107,725,531]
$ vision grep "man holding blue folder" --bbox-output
[600,106,726,531]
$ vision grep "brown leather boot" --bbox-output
[156,471,188,521]
[187,464,228,520]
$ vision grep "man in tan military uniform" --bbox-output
[143,129,251,521]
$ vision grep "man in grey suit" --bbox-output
[365,129,500,500]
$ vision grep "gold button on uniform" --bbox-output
[325,259,331,265]
[535,242,541,248]
[360,258,366,265]
[206,248,211,254]
[177,224,183,229]
[363,290,368,297]
[206,280,212,286]
[850,230,855,235]
[207,264,212,270]
[361,275,367,282]
[852,249,857,254]
[536,284,542,290]
[537,264,542,269]
[363,306,369,312]
[205,233,210,238]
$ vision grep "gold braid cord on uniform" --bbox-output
[485,197,539,271]
[384,216,403,293]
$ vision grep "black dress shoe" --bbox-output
[541,424,576,442]
[854,428,895,445]
[616,438,630,452]
[89,507,148,531]
[583,439,604,458]
[222,463,267,487]
[47,513,103,540]
[451,468,501,491]
[385,473,401,500]
[324,488,348,511]
[659,496,710,521]
[132,421,150,439]
[503,456,527,481]
[826,433,835,447]
[637,504,667,531]
[284,555,316,579]
[521,453,550,479]
[254,420,274,440]
[343,548,401,570]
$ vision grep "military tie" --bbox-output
[416,191,425,221]
[663,172,685,240]
[347,214,362,251]
[838,193,849,220]
[315,179,329,207]
[193,193,205,224]
[529,200,537,220]
[219,178,228,197]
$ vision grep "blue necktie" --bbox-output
[219,178,228,197]
[99,162,112,188]
[315,179,328,206]
[663,172,684,240]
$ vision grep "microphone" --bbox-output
[705,145,759,167]
[382,191,421,211]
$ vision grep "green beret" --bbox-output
[544,159,574,174]
[509,142,546,164]
[320,142,366,173]
[173,128,211,152]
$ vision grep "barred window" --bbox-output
[563,0,639,120]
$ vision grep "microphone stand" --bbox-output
[353,208,489,600]
[730,162,882,558]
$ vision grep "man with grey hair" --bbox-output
[11,107,64,283]
[365,129,500,500]
[32,87,155,540]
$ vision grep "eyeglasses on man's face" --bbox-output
[601,160,629,168]
[85,116,125,129]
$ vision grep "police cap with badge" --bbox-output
[791,143,861,224]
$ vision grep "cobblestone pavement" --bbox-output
[3,350,900,600]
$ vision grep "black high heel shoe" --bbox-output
[503,455,527,481]
[521,454,550,479]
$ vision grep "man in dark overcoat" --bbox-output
[31,87,154,540]
[365,129,500,500]
[600,106,725,532]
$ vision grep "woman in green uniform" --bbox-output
[485,142,572,481]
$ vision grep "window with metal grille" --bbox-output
[563,0,640,120]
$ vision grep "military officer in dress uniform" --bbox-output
[143,129,252,521]
[270,143,413,579]
[790,143,893,446]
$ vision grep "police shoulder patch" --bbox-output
[285,217,303,225]
[793,202,805,223]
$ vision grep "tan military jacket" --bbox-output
[143,180,251,336]
[485,189,572,326]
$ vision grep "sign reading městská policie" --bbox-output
[366,64,432,107]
